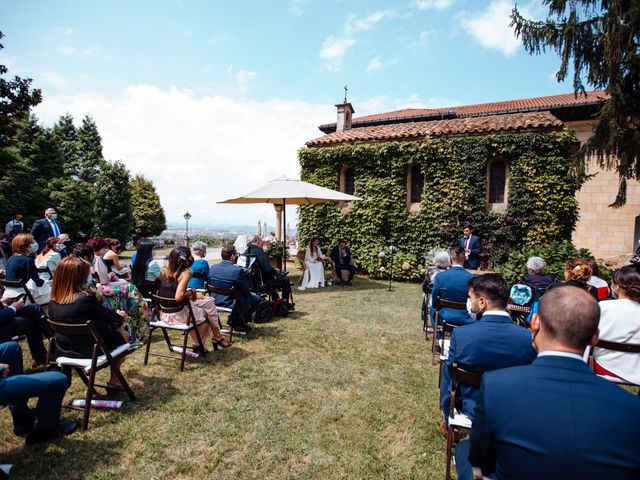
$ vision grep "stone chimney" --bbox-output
[335,102,355,132]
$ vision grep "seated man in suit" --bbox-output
[330,239,356,286]
[209,245,262,332]
[440,274,537,429]
[0,341,79,444]
[458,225,481,270]
[31,208,63,253]
[243,235,293,307]
[456,286,640,480]
[430,246,474,330]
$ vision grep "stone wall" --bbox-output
[567,120,640,260]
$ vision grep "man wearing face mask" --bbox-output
[31,208,64,253]
[458,286,640,480]
[439,274,536,435]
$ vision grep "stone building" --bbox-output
[305,91,638,260]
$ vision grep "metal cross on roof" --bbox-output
[344,84,348,103]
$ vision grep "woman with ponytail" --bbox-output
[553,258,598,300]
[157,247,230,353]
[593,264,640,384]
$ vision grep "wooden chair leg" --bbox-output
[179,332,189,372]
[431,328,438,366]
[192,323,205,358]
[110,363,136,401]
[161,329,173,353]
[445,426,454,480]
[143,327,154,365]
[83,369,96,431]
[77,369,99,396]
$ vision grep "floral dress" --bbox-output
[97,282,151,344]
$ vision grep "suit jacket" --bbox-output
[440,313,536,421]
[458,234,481,269]
[430,266,474,325]
[330,245,352,266]
[208,260,261,314]
[31,218,63,252]
[469,355,640,479]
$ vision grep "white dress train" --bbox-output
[299,248,326,289]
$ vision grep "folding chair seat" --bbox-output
[36,266,53,282]
[204,283,238,340]
[445,363,482,480]
[506,303,531,328]
[438,322,457,385]
[45,319,137,430]
[144,294,207,372]
[0,279,36,304]
[586,339,640,393]
[432,298,467,365]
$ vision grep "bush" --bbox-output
[362,246,424,282]
[494,241,597,284]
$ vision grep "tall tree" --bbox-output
[51,114,96,236]
[94,160,132,243]
[76,115,104,184]
[130,174,166,241]
[0,31,42,149]
[511,1,640,206]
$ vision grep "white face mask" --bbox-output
[30,242,39,254]
[466,297,482,321]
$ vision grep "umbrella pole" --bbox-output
[282,199,287,272]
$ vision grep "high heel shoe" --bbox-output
[212,337,231,349]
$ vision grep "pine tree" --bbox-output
[130,175,167,241]
[94,160,132,243]
[76,115,104,184]
[511,1,640,206]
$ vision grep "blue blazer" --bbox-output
[208,260,261,314]
[458,234,481,269]
[440,313,536,421]
[430,266,474,326]
[469,355,640,479]
[31,218,63,252]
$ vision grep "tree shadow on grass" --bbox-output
[1,437,122,480]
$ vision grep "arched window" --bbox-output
[488,160,507,204]
[409,164,424,203]
[341,167,355,196]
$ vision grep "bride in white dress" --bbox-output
[299,238,329,290]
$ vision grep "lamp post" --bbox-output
[183,211,192,246]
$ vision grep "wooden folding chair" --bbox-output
[204,283,237,342]
[432,298,467,365]
[45,319,137,430]
[138,279,160,306]
[446,363,482,480]
[438,322,458,385]
[0,279,36,304]
[423,284,432,341]
[145,294,207,372]
[36,265,53,282]
[586,339,640,394]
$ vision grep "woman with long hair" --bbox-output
[157,246,230,353]
[48,256,129,390]
[593,264,640,384]
[298,237,330,291]
[103,238,128,277]
[131,238,161,292]
[35,236,64,281]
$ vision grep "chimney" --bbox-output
[335,102,355,132]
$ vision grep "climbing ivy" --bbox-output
[298,129,585,281]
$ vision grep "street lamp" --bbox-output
[183,211,192,246]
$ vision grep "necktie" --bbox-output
[51,220,60,237]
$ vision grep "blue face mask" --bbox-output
[50,213,58,220]
[30,242,39,254]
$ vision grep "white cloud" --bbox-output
[458,0,525,57]
[320,36,356,71]
[57,45,76,56]
[289,0,308,16]
[413,0,455,10]
[366,57,382,73]
[33,86,333,226]
[235,70,257,83]
[40,72,69,91]
[343,9,395,35]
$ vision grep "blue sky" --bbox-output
[3,0,574,227]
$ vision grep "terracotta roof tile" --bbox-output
[306,111,563,147]
[318,90,608,130]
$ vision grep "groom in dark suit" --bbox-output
[330,239,356,286]
[31,208,63,253]
[458,225,481,269]
[455,286,640,480]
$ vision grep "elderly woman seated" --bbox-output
[187,241,209,290]
[520,256,557,297]
[422,250,451,332]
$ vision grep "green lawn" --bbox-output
[0,270,445,479]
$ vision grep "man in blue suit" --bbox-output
[30,208,63,253]
[440,274,537,429]
[430,246,474,330]
[209,245,262,326]
[458,225,481,269]
[458,286,640,480]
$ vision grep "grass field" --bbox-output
[0,270,445,480]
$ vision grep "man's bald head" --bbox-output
[538,286,600,351]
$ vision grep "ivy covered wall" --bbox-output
[297,129,584,280]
